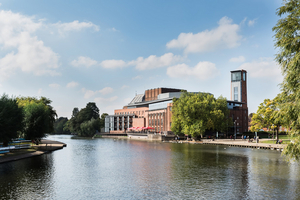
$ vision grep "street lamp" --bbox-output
[234,120,237,140]
[272,124,274,143]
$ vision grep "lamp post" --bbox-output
[234,120,237,140]
[272,124,274,143]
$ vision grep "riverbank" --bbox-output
[167,139,287,151]
[0,139,67,164]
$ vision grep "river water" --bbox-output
[0,135,300,200]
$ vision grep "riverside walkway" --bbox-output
[200,139,286,151]
[0,139,66,164]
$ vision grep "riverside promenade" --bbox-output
[199,139,286,151]
[0,139,66,164]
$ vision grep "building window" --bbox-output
[237,123,239,126]
[170,107,172,111]
[243,72,246,81]
[234,87,238,101]
[237,117,239,119]
[232,72,241,81]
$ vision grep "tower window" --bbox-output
[243,72,246,81]
[231,72,241,81]
[234,87,238,101]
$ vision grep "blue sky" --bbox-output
[0,0,283,118]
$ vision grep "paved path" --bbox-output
[197,139,286,150]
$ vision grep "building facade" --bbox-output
[105,70,248,136]
[228,70,248,134]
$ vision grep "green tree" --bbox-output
[72,107,79,118]
[22,102,51,140]
[0,94,24,146]
[250,98,282,139]
[78,118,101,137]
[53,117,69,134]
[171,92,230,138]
[69,102,100,136]
[273,0,300,160]
[17,97,57,140]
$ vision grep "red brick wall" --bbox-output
[132,118,145,127]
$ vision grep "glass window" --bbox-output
[234,87,238,101]
[243,72,246,81]
[231,72,241,81]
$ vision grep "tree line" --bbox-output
[0,94,56,146]
[0,94,109,146]
[52,102,108,137]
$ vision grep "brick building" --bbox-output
[105,70,248,136]
[228,70,248,135]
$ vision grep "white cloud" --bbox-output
[100,53,182,70]
[49,83,60,88]
[0,10,60,80]
[66,81,79,88]
[167,61,219,80]
[166,16,242,54]
[132,53,182,70]
[82,87,114,98]
[121,85,129,89]
[132,75,142,80]
[238,57,282,81]
[94,96,118,103]
[109,27,119,32]
[54,20,99,36]
[248,18,257,26]
[38,88,42,94]
[71,56,98,67]
[99,87,114,95]
[82,88,97,99]
[229,56,245,63]
[100,59,127,69]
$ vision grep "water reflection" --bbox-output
[0,135,300,199]
[0,154,54,200]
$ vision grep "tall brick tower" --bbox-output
[230,70,248,134]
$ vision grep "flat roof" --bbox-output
[230,69,247,73]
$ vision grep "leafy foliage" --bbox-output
[68,102,100,136]
[171,92,230,138]
[79,118,101,137]
[250,97,282,139]
[0,94,24,145]
[17,97,57,140]
[53,117,69,134]
[273,0,300,161]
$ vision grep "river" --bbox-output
[0,135,300,199]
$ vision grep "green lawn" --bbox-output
[260,139,290,144]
